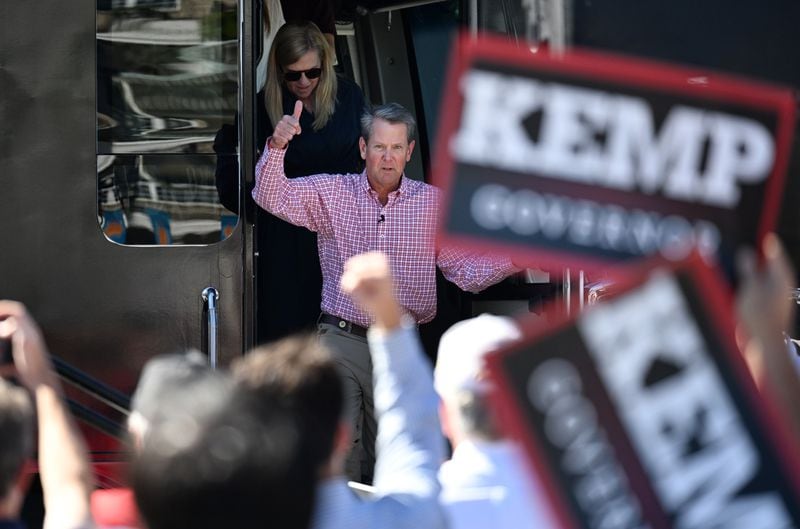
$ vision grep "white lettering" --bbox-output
[540,84,610,181]
[454,70,775,208]
[606,104,705,200]
[579,274,795,529]
[470,184,509,230]
[528,359,650,529]
[469,184,720,260]
[455,70,545,171]
[703,113,775,206]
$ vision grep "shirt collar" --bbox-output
[399,172,413,192]
[359,170,372,195]
[360,171,410,203]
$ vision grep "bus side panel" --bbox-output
[1,1,245,450]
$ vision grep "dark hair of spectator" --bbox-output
[232,334,344,470]
[131,379,316,529]
[130,351,209,423]
[0,378,34,499]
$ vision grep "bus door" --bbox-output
[2,0,255,454]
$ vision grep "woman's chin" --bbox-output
[291,88,314,100]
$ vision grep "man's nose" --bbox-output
[382,150,391,160]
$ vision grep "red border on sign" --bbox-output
[687,253,800,499]
[485,253,800,529]
[485,316,586,529]
[432,32,797,273]
[484,256,680,529]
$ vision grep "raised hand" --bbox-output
[0,300,58,390]
[736,233,800,441]
[0,300,95,528]
[736,233,796,351]
[269,100,303,150]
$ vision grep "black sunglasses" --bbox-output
[283,67,322,82]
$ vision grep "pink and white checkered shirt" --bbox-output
[254,145,517,328]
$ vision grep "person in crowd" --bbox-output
[434,314,558,529]
[130,361,316,529]
[736,232,800,441]
[253,101,519,483]
[0,375,34,528]
[233,251,447,529]
[0,301,96,529]
[90,351,212,529]
[215,20,365,345]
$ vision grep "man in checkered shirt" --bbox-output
[254,100,519,484]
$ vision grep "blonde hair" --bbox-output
[265,22,338,131]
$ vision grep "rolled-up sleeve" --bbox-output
[436,246,520,293]
[253,143,328,233]
[366,322,447,529]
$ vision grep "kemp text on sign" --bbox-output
[433,35,796,273]
[486,257,800,529]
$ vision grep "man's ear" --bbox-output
[406,140,416,161]
[359,137,367,160]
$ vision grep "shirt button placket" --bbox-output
[378,207,387,250]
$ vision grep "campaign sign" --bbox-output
[485,257,800,529]
[433,35,796,273]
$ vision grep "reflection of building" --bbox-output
[96,0,238,245]
[98,154,235,245]
[98,1,229,18]
[98,0,179,11]
[98,63,236,152]
[97,13,237,149]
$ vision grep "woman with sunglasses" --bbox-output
[214,21,365,346]
[259,21,365,343]
[264,21,364,176]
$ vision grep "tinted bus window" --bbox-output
[96,0,238,245]
[98,154,236,245]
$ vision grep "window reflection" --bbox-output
[96,0,239,245]
[98,154,237,245]
[97,0,237,152]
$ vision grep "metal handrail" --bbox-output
[66,399,126,441]
[202,287,220,369]
[52,356,131,416]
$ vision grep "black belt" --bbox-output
[318,313,368,338]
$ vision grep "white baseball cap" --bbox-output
[434,314,521,399]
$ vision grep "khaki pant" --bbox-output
[318,322,376,484]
